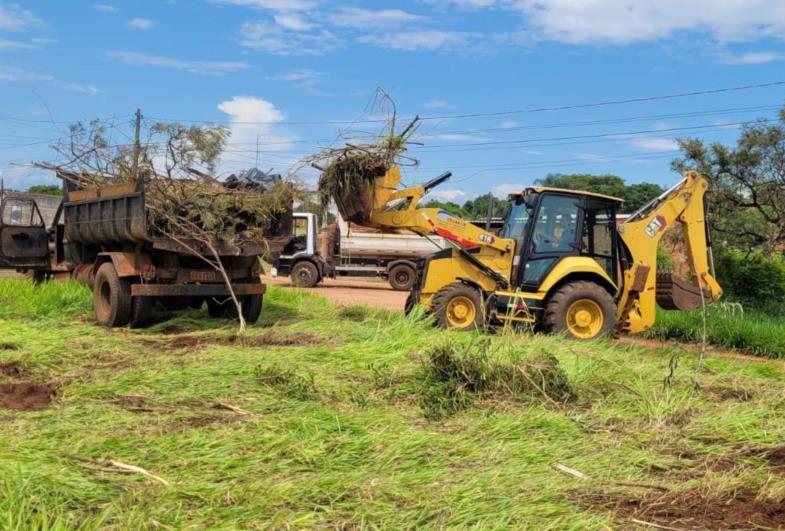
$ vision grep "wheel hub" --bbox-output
[565,299,604,339]
[446,296,476,328]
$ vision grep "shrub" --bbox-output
[417,338,573,420]
[715,252,785,314]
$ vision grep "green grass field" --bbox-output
[2,278,785,529]
[649,306,785,359]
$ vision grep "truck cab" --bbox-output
[0,193,52,274]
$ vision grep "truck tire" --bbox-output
[431,282,485,331]
[207,297,230,318]
[388,263,415,291]
[241,294,263,324]
[542,281,616,340]
[291,261,319,288]
[93,262,132,327]
[130,296,153,329]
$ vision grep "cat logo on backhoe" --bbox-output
[645,215,667,237]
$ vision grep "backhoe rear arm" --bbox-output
[616,171,722,333]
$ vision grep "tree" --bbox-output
[535,173,663,214]
[423,200,468,218]
[673,110,785,254]
[27,184,62,195]
[462,193,509,219]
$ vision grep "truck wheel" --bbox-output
[388,263,415,291]
[543,281,616,340]
[291,261,319,288]
[242,295,263,324]
[93,262,132,327]
[206,298,230,318]
[431,282,484,331]
[130,296,153,329]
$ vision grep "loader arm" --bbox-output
[356,166,516,290]
[616,171,722,334]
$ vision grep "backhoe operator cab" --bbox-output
[495,187,622,338]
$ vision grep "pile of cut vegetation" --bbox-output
[41,164,296,254]
[310,118,419,224]
[417,338,574,419]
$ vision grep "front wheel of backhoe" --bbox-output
[431,282,485,332]
[543,281,616,340]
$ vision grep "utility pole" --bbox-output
[131,108,142,187]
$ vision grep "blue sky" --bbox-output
[2,1,785,202]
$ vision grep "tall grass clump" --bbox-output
[0,278,91,320]
[649,306,785,359]
[417,338,574,419]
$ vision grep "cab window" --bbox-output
[2,198,43,227]
[530,195,579,254]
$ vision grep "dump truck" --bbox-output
[0,175,277,328]
[274,212,447,290]
[321,166,722,340]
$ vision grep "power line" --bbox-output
[145,80,785,125]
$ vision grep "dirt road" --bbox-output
[263,275,407,312]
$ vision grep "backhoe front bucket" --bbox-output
[655,271,712,311]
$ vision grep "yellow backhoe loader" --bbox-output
[333,166,722,340]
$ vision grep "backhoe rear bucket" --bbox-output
[655,271,712,311]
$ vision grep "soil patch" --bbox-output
[581,490,785,530]
[0,361,24,378]
[703,385,754,402]
[0,382,56,411]
[165,332,323,350]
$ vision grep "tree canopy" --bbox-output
[673,111,785,254]
[27,184,62,196]
[535,174,664,213]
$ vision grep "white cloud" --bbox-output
[628,137,679,152]
[63,83,101,96]
[273,13,315,31]
[423,100,453,109]
[267,68,321,83]
[492,183,525,197]
[723,51,782,64]
[211,0,317,11]
[126,18,154,30]
[93,4,116,12]
[239,21,340,55]
[216,96,297,173]
[0,65,52,82]
[500,120,519,129]
[0,4,40,31]
[515,0,785,45]
[107,51,250,75]
[521,149,542,155]
[358,30,472,51]
[428,188,467,201]
[0,38,35,49]
[329,7,425,29]
[266,68,324,93]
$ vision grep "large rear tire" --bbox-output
[431,282,484,332]
[543,281,616,340]
[291,261,319,288]
[93,262,132,328]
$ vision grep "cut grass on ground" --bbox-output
[1,278,785,529]
[649,306,785,359]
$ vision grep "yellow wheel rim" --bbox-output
[566,299,604,339]
[445,296,477,329]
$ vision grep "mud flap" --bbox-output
[656,271,712,311]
